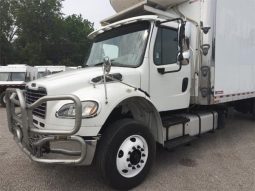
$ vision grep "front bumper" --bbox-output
[5,88,97,165]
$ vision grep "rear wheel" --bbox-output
[96,119,156,190]
[0,92,6,107]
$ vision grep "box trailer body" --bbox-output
[213,0,255,104]
[179,0,255,105]
[5,0,255,189]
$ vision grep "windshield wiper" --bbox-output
[94,62,104,66]
[92,59,121,67]
[111,60,122,65]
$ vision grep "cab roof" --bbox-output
[88,15,160,39]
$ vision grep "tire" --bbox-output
[96,118,156,190]
[0,92,6,107]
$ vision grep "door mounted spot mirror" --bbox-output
[180,51,190,65]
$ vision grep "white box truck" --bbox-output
[35,65,68,78]
[36,66,82,78]
[5,0,255,189]
[0,64,37,107]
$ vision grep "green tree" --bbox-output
[14,0,63,65]
[57,14,94,66]
[0,0,17,65]
[0,0,94,66]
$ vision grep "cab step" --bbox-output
[164,135,197,150]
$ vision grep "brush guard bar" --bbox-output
[5,88,96,165]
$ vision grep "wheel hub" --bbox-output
[130,149,141,165]
[116,135,149,178]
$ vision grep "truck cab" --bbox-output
[88,15,190,111]
[5,15,193,188]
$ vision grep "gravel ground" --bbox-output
[1,108,255,191]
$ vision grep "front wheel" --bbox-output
[0,92,6,107]
[96,119,156,190]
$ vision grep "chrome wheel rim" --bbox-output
[116,135,148,178]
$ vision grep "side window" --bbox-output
[154,27,179,65]
[11,72,26,81]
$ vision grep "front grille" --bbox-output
[26,88,47,119]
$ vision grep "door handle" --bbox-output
[157,64,182,74]
[157,68,165,74]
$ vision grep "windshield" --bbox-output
[86,22,150,67]
[38,72,46,78]
[11,72,26,81]
[0,72,25,81]
[0,72,10,81]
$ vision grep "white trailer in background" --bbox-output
[36,65,82,78]
[0,64,37,106]
[35,66,67,78]
[5,0,255,189]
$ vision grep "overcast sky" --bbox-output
[62,0,116,29]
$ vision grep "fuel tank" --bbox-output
[110,0,187,12]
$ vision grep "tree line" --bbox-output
[0,0,94,66]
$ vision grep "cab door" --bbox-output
[149,22,190,111]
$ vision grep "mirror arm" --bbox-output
[156,18,186,61]
[155,18,184,27]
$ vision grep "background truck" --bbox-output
[36,65,82,78]
[36,65,69,78]
[5,0,255,190]
[0,64,37,107]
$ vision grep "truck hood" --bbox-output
[27,67,141,95]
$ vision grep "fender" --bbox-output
[43,82,164,143]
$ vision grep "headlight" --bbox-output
[56,101,99,119]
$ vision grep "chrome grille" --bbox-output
[26,88,47,119]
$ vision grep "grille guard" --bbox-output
[5,88,95,165]
[26,87,47,119]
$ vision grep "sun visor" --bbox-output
[110,0,188,13]
[101,0,178,26]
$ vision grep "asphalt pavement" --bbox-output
[1,108,255,191]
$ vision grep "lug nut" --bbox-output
[141,148,144,151]
[127,158,130,162]
[130,137,136,142]
[137,165,140,168]
[128,164,132,167]
[122,169,128,173]
[132,167,136,170]
[142,154,146,157]
[141,160,144,163]
[132,146,136,150]
[118,150,124,158]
